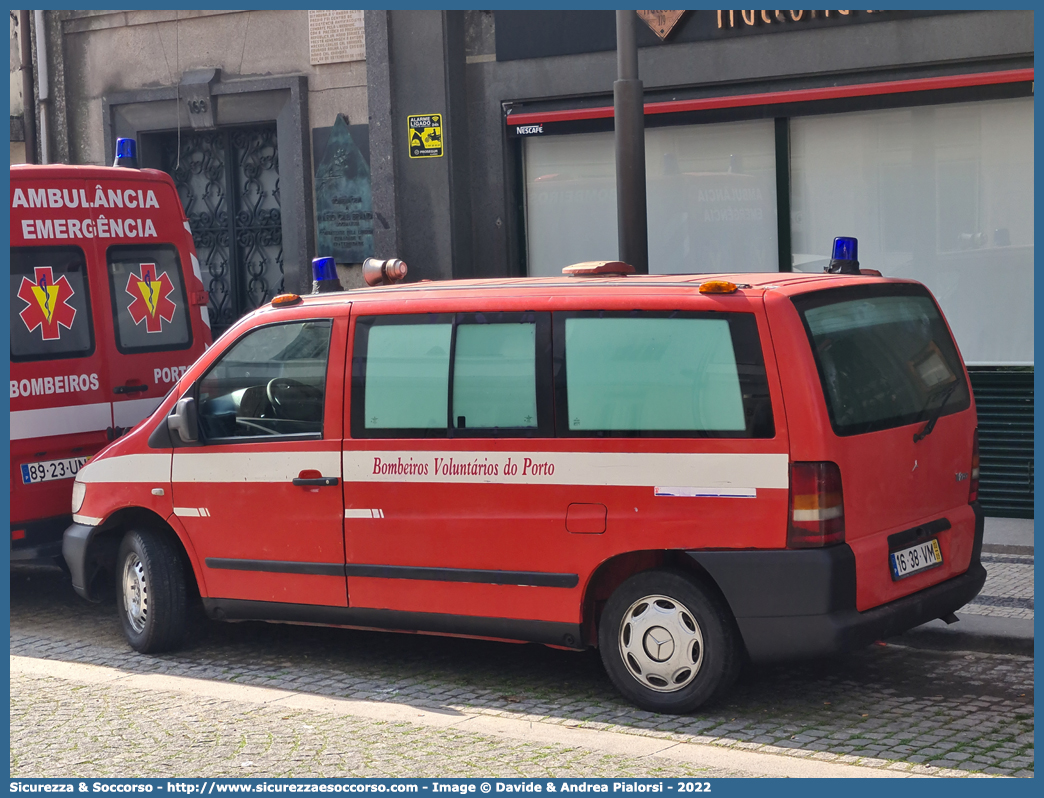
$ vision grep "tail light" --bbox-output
[788,461,845,548]
[969,429,980,503]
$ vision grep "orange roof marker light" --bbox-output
[562,261,636,277]
[698,280,739,294]
[271,293,302,307]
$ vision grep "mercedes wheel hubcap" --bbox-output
[619,595,703,692]
[122,553,148,634]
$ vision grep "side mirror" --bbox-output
[167,397,199,444]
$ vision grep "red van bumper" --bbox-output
[688,504,986,662]
[11,515,70,565]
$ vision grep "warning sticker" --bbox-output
[407,114,444,159]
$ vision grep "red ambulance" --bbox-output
[10,143,212,565]
[62,259,985,713]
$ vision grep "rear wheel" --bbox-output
[117,529,188,653]
[599,569,739,713]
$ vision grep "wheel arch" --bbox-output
[580,549,735,648]
[77,507,203,603]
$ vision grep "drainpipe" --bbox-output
[614,10,649,273]
[34,9,50,164]
[18,10,37,163]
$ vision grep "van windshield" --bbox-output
[791,284,970,437]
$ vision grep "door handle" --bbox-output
[114,384,149,394]
[292,477,339,487]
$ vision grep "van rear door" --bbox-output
[782,282,978,611]
[88,175,210,432]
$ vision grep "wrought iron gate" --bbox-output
[155,124,283,335]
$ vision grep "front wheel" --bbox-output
[599,569,739,713]
[117,529,188,653]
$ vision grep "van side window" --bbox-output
[107,244,193,354]
[453,322,538,430]
[362,317,453,432]
[196,320,332,441]
[10,246,95,362]
[554,311,774,438]
[351,312,552,438]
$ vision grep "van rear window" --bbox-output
[792,284,970,437]
[10,246,94,362]
[107,244,193,353]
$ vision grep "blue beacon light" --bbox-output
[113,137,138,168]
[826,236,860,274]
[311,256,342,294]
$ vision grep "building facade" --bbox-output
[11,9,1033,515]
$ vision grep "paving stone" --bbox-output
[9,566,1035,778]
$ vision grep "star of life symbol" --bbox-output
[18,266,77,341]
[126,262,177,334]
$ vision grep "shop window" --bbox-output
[790,97,1034,366]
[524,119,778,276]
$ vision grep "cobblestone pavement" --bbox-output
[962,553,1034,620]
[10,567,1034,777]
[11,672,764,779]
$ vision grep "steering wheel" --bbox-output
[236,418,281,435]
[266,377,323,419]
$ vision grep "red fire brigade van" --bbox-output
[62,260,985,712]
[10,146,212,565]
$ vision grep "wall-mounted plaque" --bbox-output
[314,114,373,263]
[309,10,366,65]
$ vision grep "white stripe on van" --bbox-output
[345,451,789,490]
[345,508,384,519]
[173,451,341,483]
[174,507,211,518]
[77,453,171,484]
[10,402,112,441]
[113,396,164,428]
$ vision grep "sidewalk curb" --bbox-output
[889,614,1034,656]
[981,544,1034,556]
